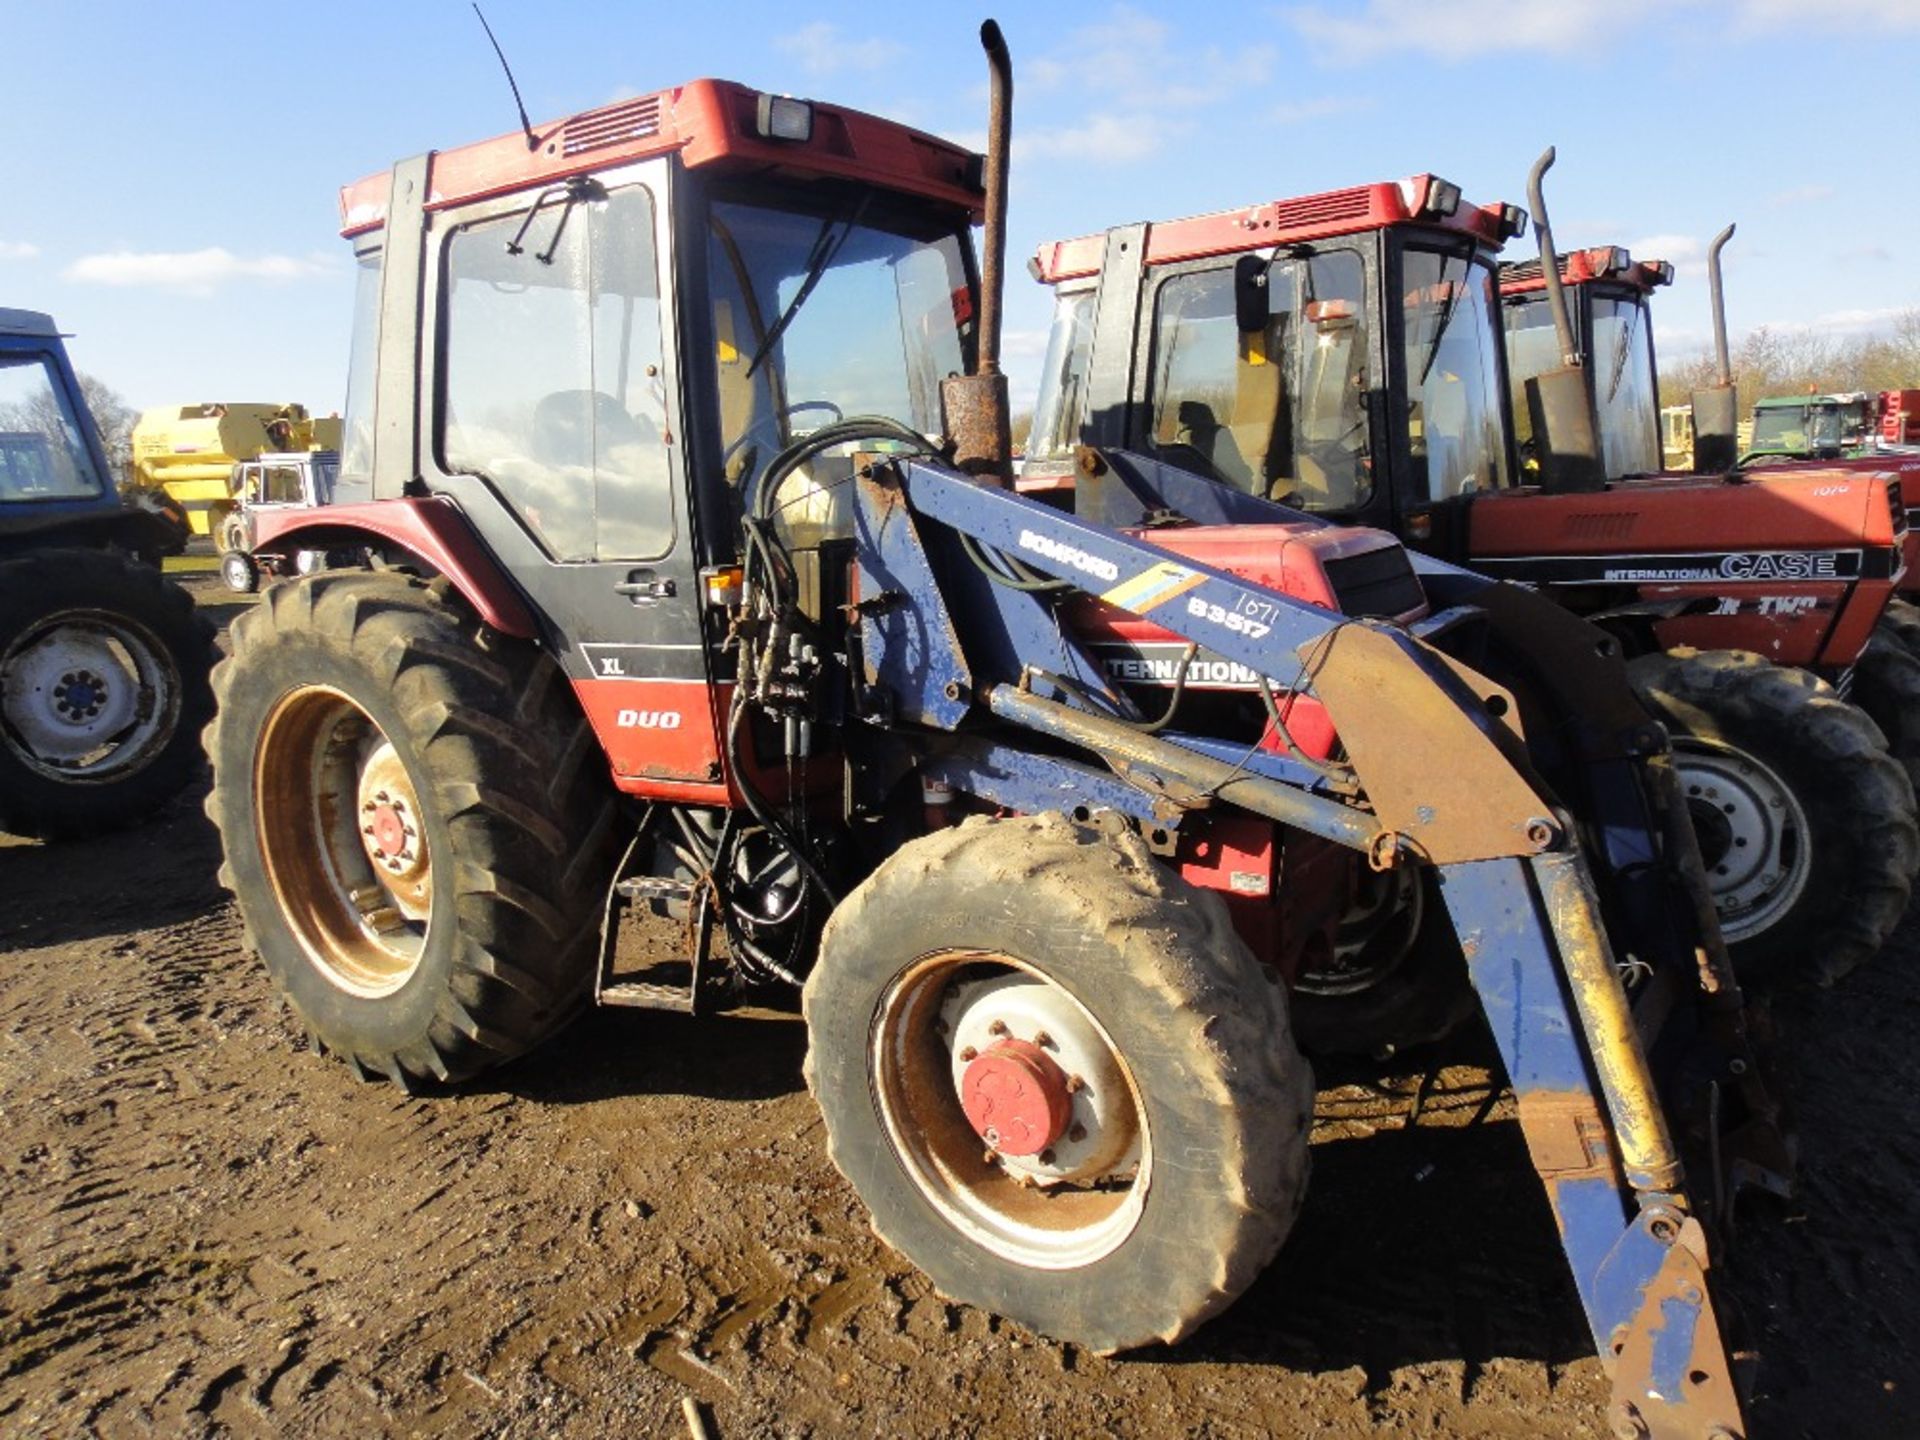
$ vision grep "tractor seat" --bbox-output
[530,390,659,469]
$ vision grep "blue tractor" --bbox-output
[0,308,215,837]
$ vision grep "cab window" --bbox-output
[441,184,674,562]
[1399,245,1510,501]
[1146,250,1371,512]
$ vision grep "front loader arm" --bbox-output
[849,455,1752,1440]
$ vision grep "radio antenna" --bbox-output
[472,5,539,152]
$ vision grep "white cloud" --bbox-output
[0,241,38,261]
[1271,95,1375,124]
[1017,113,1173,166]
[775,22,907,77]
[1006,6,1279,169]
[1287,0,1919,64]
[1735,0,1920,29]
[1631,232,1710,278]
[63,248,335,296]
[1286,0,1666,63]
[1767,184,1835,209]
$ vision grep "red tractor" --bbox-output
[1024,164,1917,987]
[1497,204,1920,800]
[204,27,1783,1439]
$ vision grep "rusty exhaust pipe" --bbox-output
[942,19,1015,485]
[1521,146,1606,493]
[1692,223,1739,473]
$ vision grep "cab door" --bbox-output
[420,161,724,794]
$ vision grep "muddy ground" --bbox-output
[2,579,1917,1438]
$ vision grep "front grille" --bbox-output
[1890,478,1907,537]
[1324,545,1426,618]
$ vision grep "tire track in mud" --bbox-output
[6,771,1920,1437]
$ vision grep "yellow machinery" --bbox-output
[130,403,342,545]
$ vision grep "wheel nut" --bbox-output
[1038,1148,1056,1166]
[987,1019,1009,1038]
[1065,1074,1085,1095]
[1033,1030,1054,1049]
[958,1046,978,1062]
[1067,1122,1086,1142]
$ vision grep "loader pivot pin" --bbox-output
[960,1039,1074,1157]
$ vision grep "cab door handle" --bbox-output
[614,570,676,603]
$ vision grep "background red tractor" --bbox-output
[1022,157,1917,986]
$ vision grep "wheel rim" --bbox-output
[1670,737,1811,943]
[0,610,180,781]
[222,553,253,591]
[1296,864,1423,997]
[870,952,1149,1271]
[253,685,432,997]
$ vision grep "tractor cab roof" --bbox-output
[1753,392,1874,411]
[338,78,984,238]
[1030,176,1525,284]
[1500,246,1673,297]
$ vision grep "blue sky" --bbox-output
[4,0,1918,416]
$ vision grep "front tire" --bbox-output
[220,549,259,594]
[203,572,618,1084]
[1629,647,1917,984]
[804,813,1312,1352]
[0,548,215,839]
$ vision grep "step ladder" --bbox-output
[594,872,723,1015]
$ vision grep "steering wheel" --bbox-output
[722,399,846,479]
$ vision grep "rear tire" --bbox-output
[1629,647,1917,985]
[203,572,618,1084]
[804,812,1312,1352]
[1850,629,1920,791]
[0,548,215,840]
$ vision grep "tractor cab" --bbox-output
[0,308,184,562]
[0,311,117,530]
[256,81,986,788]
[1024,176,1528,555]
[1500,247,1671,480]
[1747,391,1878,463]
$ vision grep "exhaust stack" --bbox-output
[1522,148,1606,494]
[941,20,1015,485]
[1691,224,1739,473]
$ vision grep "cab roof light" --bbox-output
[754,93,814,142]
[1652,260,1675,286]
[1605,246,1632,274]
[1498,203,1528,240]
[1425,178,1462,218]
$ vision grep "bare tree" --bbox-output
[0,369,138,483]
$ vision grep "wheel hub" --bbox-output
[356,741,430,909]
[960,1039,1073,1157]
[1670,738,1810,942]
[2,616,171,775]
[53,670,107,722]
[941,975,1139,1186]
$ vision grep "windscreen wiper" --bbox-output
[745,194,874,379]
[505,175,607,264]
[1605,302,1641,405]
[1416,259,1470,387]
